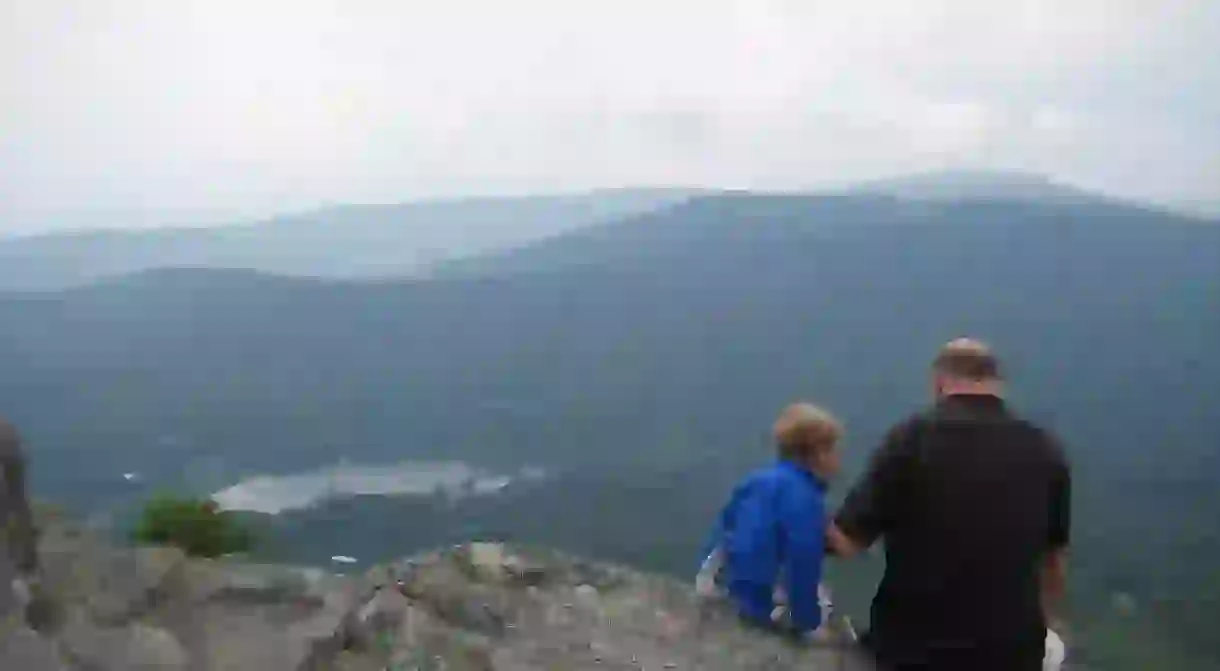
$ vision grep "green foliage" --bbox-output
[131,494,253,558]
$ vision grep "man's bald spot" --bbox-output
[934,337,1002,380]
[942,337,992,355]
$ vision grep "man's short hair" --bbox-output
[933,337,1002,381]
[774,402,842,461]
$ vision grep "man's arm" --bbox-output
[1043,453,1072,620]
[830,421,915,558]
[1043,549,1068,619]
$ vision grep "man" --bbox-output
[1,418,41,632]
[829,339,1071,671]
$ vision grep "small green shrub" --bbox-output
[132,494,253,558]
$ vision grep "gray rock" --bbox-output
[345,586,411,652]
[27,519,883,671]
[0,627,69,671]
[58,614,188,671]
[192,562,333,608]
[383,543,877,670]
[89,548,188,625]
[391,606,495,671]
[36,529,187,628]
[466,542,508,582]
[166,568,361,671]
[176,595,354,671]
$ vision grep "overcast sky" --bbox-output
[2,1,1218,234]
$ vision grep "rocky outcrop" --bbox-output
[4,520,872,670]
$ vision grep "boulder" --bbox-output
[344,586,411,652]
[467,542,507,582]
[155,563,362,671]
[37,524,187,629]
[57,614,188,670]
[0,627,69,671]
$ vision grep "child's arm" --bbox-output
[698,480,745,571]
[778,485,825,633]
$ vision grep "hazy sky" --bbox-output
[2,1,1218,234]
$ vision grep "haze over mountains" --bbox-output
[0,189,692,291]
[1,171,1217,669]
[848,170,1117,206]
[2,172,1207,292]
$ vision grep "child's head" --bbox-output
[773,402,843,480]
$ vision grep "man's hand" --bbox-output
[825,523,865,559]
[1042,548,1069,622]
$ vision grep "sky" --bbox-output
[2,0,1218,234]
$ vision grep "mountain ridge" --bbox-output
[0,189,695,291]
[5,172,1205,292]
[436,191,1209,279]
[848,169,1105,203]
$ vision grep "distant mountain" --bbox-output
[1173,198,1220,219]
[4,192,1214,454]
[0,189,692,291]
[1,193,1217,669]
[4,193,1215,494]
[848,170,1114,205]
[435,188,1183,279]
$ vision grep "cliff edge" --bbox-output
[3,517,870,670]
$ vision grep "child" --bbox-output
[697,402,843,636]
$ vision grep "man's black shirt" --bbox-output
[836,394,1071,665]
